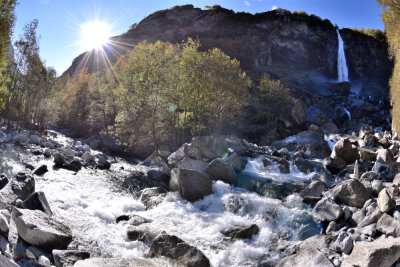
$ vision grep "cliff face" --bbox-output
[63,5,392,99]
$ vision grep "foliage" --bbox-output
[351,27,387,42]
[377,0,400,130]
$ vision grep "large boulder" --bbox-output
[205,158,230,182]
[191,135,245,159]
[300,181,327,203]
[175,157,208,173]
[12,208,72,250]
[21,191,52,216]
[344,237,400,267]
[313,197,343,221]
[221,224,259,240]
[167,146,185,167]
[377,188,396,213]
[0,254,19,267]
[0,172,35,208]
[74,258,156,267]
[323,157,346,174]
[53,250,90,267]
[99,134,122,153]
[376,148,393,164]
[139,187,167,210]
[332,179,370,208]
[331,138,358,163]
[377,214,400,237]
[290,99,307,126]
[147,233,210,267]
[169,168,212,202]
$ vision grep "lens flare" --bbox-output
[80,21,110,50]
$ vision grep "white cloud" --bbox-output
[272,5,278,10]
[244,0,251,6]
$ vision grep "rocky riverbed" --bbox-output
[0,123,399,267]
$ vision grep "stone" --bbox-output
[74,258,156,267]
[360,171,378,182]
[205,158,230,182]
[371,180,383,195]
[332,179,370,208]
[43,148,52,158]
[300,181,327,202]
[30,135,41,145]
[127,226,156,245]
[331,138,358,163]
[377,188,396,213]
[0,213,9,235]
[167,146,185,167]
[183,144,202,160]
[0,173,9,190]
[376,148,393,164]
[358,209,382,228]
[38,255,51,267]
[358,147,377,162]
[294,158,315,173]
[96,157,111,170]
[53,153,66,168]
[377,214,400,237]
[0,235,11,258]
[313,198,343,221]
[53,250,90,267]
[334,232,353,254]
[147,233,210,267]
[139,187,167,210]
[221,224,259,239]
[0,172,35,208]
[278,158,290,174]
[142,152,168,168]
[392,173,400,184]
[169,168,212,202]
[22,191,52,216]
[323,157,346,174]
[343,237,400,267]
[321,122,339,135]
[12,208,72,250]
[291,99,307,126]
[277,246,334,267]
[157,146,171,159]
[0,254,19,267]
[175,157,208,173]
[82,152,95,164]
[357,224,377,237]
[99,134,122,153]
[34,165,48,176]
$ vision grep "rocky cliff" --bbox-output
[63,5,392,99]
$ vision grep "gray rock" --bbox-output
[326,221,338,234]
[30,135,41,145]
[142,152,168,168]
[139,187,167,210]
[360,171,379,182]
[147,233,210,267]
[334,232,353,254]
[343,237,400,267]
[33,165,48,176]
[294,158,315,173]
[377,188,396,213]
[43,148,52,158]
[169,168,212,202]
[53,153,66,168]
[323,157,346,174]
[301,181,327,202]
[0,172,35,208]
[331,138,358,163]
[358,209,382,228]
[277,245,334,267]
[0,235,12,258]
[156,146,171,159]
[371,180,383,195]
[376,148,393,164]
[358,147,377,162]
[332,179,370,208]
[377,213,400,237]
[73,258,156,267]
[127,226,156,245]
[205,158,230,182]
[167,146,185,167]
[22,191,52,216]
[175,157,208,173]
[0,254,19,267]
[0,213,9,235]
[357,224,377,237]
[12,208,72,250]
[221,224,259,239]
[82,152,95,164]
[313,198,343,221]
[53,250,90,267]
[0,173,9,190]
[393,173,400,184]
[183,144,202,160]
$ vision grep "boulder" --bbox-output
[344,237,400,267]
[331,138,358,163]
[371,179,384,195]
[99,134,121,153]
[360,171,378,182]
[321,123,339,135]
[96,157,111,170]
[183,144,202,160]
[12,208,72,250]
[291,99,307,126]
[221,224,259,239]
[147,233,210,267]
[142,152,168,168]
[139,187,167,210]
[43,148,52,158]
[377,214,400,237]
[74,258,156,267]
[323,157,346,174]
[358,209,382,228]
[377,188,396,213]
[167,146,185,167]
[34,165,48,176]
[313,198,343,221]
[294,158,314,173]
[175,157,208,173]
[30,135,41,145]
[358,147,377,162]
[82,152,95,164]
[53,153,66,168]
[127,226,156,245]
[169,168,212,202]
[300,181,327,202]
[0,173,9,190]
[0,254,19,267]
[0,213,9,235]
[332,179,370,208]
[376,148,393,164]
[277,243,334,267]
[0,172,35,208]
[205,159,230,182]
[21,191,52,216]
[64,159,82,172]
[156,145,171,159]
[53,250,90,267]
[334,232,353,254]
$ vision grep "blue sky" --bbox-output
[13,0,384,75]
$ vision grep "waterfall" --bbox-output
[337,29,349,82]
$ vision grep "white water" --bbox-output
[344,107,352,120]
[337,29,349,82]
[0,133,319,266]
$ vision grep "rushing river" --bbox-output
[0,132,320,266]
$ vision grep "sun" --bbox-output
[80,20,111,50]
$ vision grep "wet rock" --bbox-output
[221,224,259,240]
[74,258,156,267]
[205,158,230,182]
[323,157,346,174]
[359,126,374,139]
[300,181,327,203]
[334,232,353,254]
[313,197,343,221]
[53,153,66,168]
[52,250,90,267]
[33,165,48,176]
[183,144,202,160]
[21,191,52,216]
[377,188,396,213]
[96,157,111,170]
[64,159,82,172]
[169,168,212,202]
[139,187,167,210]
[344,237,400,267]
[278,158,290,174]
[294,158,314,173]
[376,148,393,164]
[43,148,51,158]
[377,214,400,237]
[147,233,210,267]
[12,208,72,250]
[127,226,156,244]
[0,173,9,190]
[332,179,370,208]
[331,138,358,163]
[30,135,41,145]
[127,215,152,226]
